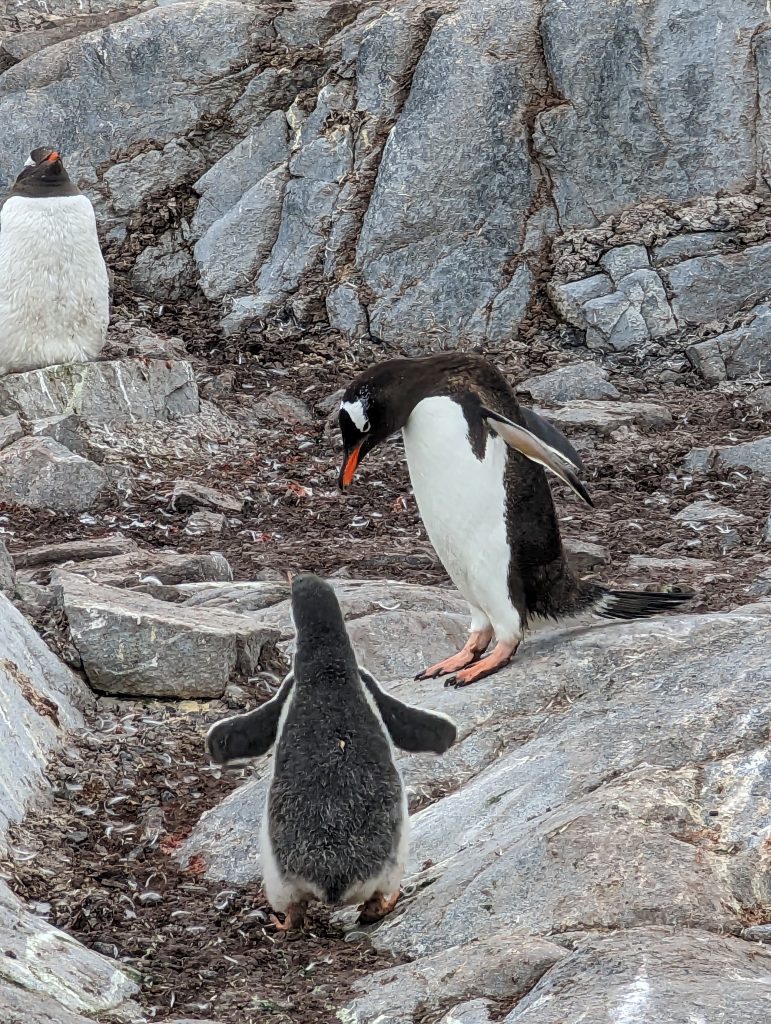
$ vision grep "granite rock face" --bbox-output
[180,580,771,1021]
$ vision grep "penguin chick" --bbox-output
[206,573,457,931]
[338,353,693,687]
[0,148,109,376]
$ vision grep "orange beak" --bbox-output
[46,151,60,163]
[339,443,362,489]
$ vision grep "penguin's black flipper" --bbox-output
[206,673,295,764]
[358,667,457,754]
[480,405,594,508]
[521,408,584,473]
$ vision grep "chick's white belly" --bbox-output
[403,397,519,638]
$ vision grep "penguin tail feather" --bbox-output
[585,584,694,621]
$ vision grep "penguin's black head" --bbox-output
[12,149,78,197]
[338,366,407,489]
[291,573,345,635]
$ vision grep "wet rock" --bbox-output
[599,244,650,282]
[548,275,613,328]
[674,500,751,525]
[537,400,672,434]
[686,304,771,383]
[347,936,565,1023]
[195,166,288,301]
[13,535,139,571]
[192,112,289,237]
[105,140,205,216]
[0,437,108,513]
[563,538,611,574]
[0,538,14,597]
[0,594,89,841]
[171,479,243,514]
[664,241,771,324]
[0,360,199,425]
[517,363,619,404]
[56,573,279,699]
[535,0,761,228]
[499,929,771,1023]
[252,391,314,425]
[184,510,226,536]
[0,413,22,450]
[45,549,232,589]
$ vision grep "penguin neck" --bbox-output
[292,637,360,690]
[383,353,485,432]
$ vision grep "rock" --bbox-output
[194,166,288,301]
[45,549,232,589]
[563,538,611,574]
[171,479,243,514]
[548,275,613,328]
[179,581,291,613]
[535,0,761,228]
[486,265,535,343]
[717,528,742,554]
[653,231,733,264]
[537,400,672,434]
[25,414,91,458]
[0,2,267,192]
[55,573,280,699]
[12,535,140,570]
[599,245,650,282]
[356,0,545,346]
[713,437,771,480]
[674,500,751,525]
[763,515,771,544]
[664,241,771,324]
[682,447,713,475]
[105,140,206,216]
[252,391,314,426]
[0,594,89,840]
[0,360,199,425]
[191,111,289,237]
[0,438,108,513]
[0,538,14,597]
[182,586,771,995]
[686,305,771,383]
[132,234,195,302]
[184,511,226,536]
[497,930,771,1023]
[517,363,619,404]
[628,554,715,572]
[616,269,677,339]
[749,386,771,413]
[0,413,22,450]
[347,936,566,1023]
[582,292,648,351]
[748,568,771,597]
[326,283,369,338]
[742,924,771,944]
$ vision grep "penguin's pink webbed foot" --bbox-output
[358,890,400,924]
[415,628,493,680]
[269,902,307,931]
[445,640,520,688]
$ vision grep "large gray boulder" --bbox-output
[0,437,108,513]
[181,582,771,1022]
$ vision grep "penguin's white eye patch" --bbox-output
[341,399,370,434]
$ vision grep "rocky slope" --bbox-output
[1,1,770,1022]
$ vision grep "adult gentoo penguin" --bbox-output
[338,353,692,687]
[0,148,109,376]
[206,572,457,930]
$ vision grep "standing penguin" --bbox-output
[0,148,109,376]
[206,573,457,930]
[338,353,692,687]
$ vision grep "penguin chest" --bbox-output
[402,396,512,605]
[0,195,109,366]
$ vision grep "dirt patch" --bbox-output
[2,695,403,1022]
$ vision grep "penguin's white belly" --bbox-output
[0,195,109,375]
[403,396,520,640]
